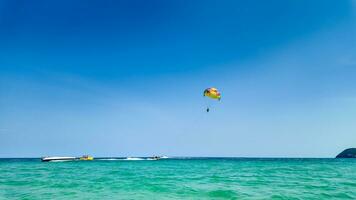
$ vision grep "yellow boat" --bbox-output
[79,155,94,161]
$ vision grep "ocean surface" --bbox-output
[0,158,356,199]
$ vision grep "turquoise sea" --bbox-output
[0,158,356,199]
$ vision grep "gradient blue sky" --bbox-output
[1,0,356,157]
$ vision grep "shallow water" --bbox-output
[0,158,355,199]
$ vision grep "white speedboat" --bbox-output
[149,156,163,160]
[41,156,76,162]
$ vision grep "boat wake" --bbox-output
[47,160,74,162]
[96,158,121,161]
[97,156,170,161]
[124,157,145,161]
[97,157,146,161]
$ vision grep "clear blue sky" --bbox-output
[0,0,355,157]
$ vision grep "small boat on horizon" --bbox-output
[79,155,94,161]
[149,156,167,160]
[41,155,94,162]
[41,156,76,162]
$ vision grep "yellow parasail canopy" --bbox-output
[203,87,221,100]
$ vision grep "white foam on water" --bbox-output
[49,160,73,162]
[125,157,145,161]
[97,156,170,161]
[97,158,121,161]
